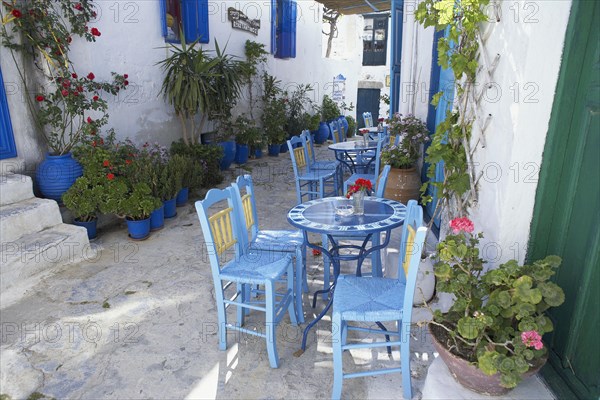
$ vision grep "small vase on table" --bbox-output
[353,191,365,215]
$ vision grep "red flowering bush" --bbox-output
[345,178,372,198]
[1,0,127,154]
[430,217,565,388]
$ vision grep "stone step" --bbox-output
[0,223,93,307]
[0,174,34,206]
[0,197,63,243]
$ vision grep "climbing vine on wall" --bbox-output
[416,0,490,220]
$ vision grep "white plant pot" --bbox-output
[383,248,436,306]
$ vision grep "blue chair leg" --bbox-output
[265,280,279,368]
[287,262,298,326]
[295,247,305,323]
[332,313,343,400]
[215,283,228,351]
[302,243,309,293]
[322,234,330,300]
[401,320,412,399]
[237,283,247,323]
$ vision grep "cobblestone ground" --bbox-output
[0,141,437,400]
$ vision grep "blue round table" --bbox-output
[287,196,406,353]
[328,140,379,174]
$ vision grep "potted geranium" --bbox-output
[427,217,565,394]
[62,175,103,239]
[380,113,429,203]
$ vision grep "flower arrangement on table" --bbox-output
[381,113,430,169]
[345,178,372,199]
[428,217,565,389]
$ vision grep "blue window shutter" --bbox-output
[160,0,168,37]
[182,0,209,43]
[276,0,296,59]
[271,0,277,54]
[0,68,18,160]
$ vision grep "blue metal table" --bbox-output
[328,140,379,174]
[287,196,406,353]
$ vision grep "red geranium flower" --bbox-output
[67,36,72,43]
[61,89,69,97]
[77,86,84,93]
[125,159,132,165]
[74,3,83,11]
[345,178,372,198]
[123,74,128,79]
[106,173,115,180]
[312,249,322,256]
[92,95,99,101]
[99,138,104,145]
[72,91,79,96]
[92,141,97,147]
[87,116,93,124]
[71,73,78,79]
[90,131,96,136]
[90,28,101,37]
[36,95,44,102]
[11,9,22,18]
[87,72,95,80]
[103,160,110,167]
[124,80,129,86]
[62,80,71,88]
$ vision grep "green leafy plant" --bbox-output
[116,182,161,221]
[345,115,356,137]
[1,0,128,154]
[234,114,263,149]
[381,114,430,169]
[428,217,565,389]
[321,94,340,122]
[242,40,268,119]
[284,84,314,138]
[261,73,287,145]
[62,175,103,222]
[416,0,489,219]
[170,141,222,187]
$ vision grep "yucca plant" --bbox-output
[157,38,219,145]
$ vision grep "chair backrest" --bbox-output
[398,200,424,281]
[300,130,316,164]
[195,187,243,273]
[337,118,347,141]
[287,135,308,170]
[329,121,342,144]
[400,221,427,332]
[231,174,260,248]
[363,112,373,128]
[374,164,391,197]
[371,134,386,178]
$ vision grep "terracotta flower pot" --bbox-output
[428,324,547,396]
[383,167,421,203]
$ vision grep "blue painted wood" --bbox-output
[0,67,17,160]
[389,0,404,114]
[181,0,209,43]
[274,0,297,59]
[195,187,297,368]
[331,200,426,400]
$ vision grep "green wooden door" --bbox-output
[528,1,599,399]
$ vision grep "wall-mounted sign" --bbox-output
[332,74,346,102]
[228,8,260,36]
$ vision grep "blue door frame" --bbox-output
[423,28,454,229]
[389,0,403,114]
[0,67,17,160]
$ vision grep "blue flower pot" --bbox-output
[315,122,329,144]
[163,198,177,218]
[279,142,288,153]
[218,141,236,170]
[150,205,165,231]
[176,187,189,207]
[254,148,263,158]
[36,152,83,202]
[126,217,150,240]
[268,144,280,157]
[73,218,97,240]
[234,144,249,164]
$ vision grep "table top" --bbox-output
[328,140,379,152]
[287,197,406,235]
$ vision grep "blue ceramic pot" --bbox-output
[163,198,177,218]
[73,218,97,240]
[126,217,150,240]
[176,187,189,207]
[254,148,263,158]
[279,142,288,153]
[218,141,236,170]
[36,152,83,202]
[235,144,249,164]
[268,144,280,157]
[150,205,165,231]
[315,122,329,144]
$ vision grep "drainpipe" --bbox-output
[399,0,415,116]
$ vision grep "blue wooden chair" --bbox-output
[195,187,297,368]
[300,130,343,191]
[329,121,344,144]
[343,135,386,192]
[287,135,339,204]
[231,174,308,323]
[331,200,426,399]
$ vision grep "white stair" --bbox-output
[0,173,91,307]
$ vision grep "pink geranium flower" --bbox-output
[450,217,475,234]
[521,330,544,350]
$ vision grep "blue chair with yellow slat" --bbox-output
[288,135,339,204]
[363,111,373,128]
[331,200,427,399]
[195,187,297,368]
[231,174,308,323]
[300,130,342,185]
[343,134,387,192]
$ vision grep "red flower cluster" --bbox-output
[87,72,95,80]
[74,3,83,11]
[11,9,22,18]
[359,128,369,135]
[449,217,475,234]
[345,178,372,198]
[36,95,45,102]
[312,249,322,256]
[106,173,115,180]
[90,28,101,37]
